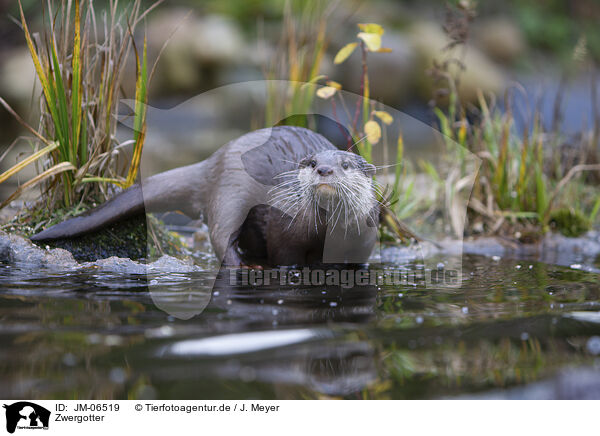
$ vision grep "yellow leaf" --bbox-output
[357,23,384,35]
[357,32,382,52]
[364,120,381,144]
[316,86,337,99]
[334,42,358,64]
[326,80,342,90]
[376,47,393,53]
[374,110,393,125]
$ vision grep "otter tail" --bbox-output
[30,163,206,242]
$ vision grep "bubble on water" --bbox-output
[515,265,522,270]
[227,299,232,305]
[239,366,256,382]
[62,353,77,367]
[213,291,220,296]
[587,336,600,355]
[329,302,338,307]
[398,293,403,297]
[520,332,529,341]
[277,299,284,305]
[528,265,533,269]
[136,385,157,400]
[146,325,175,338]
[461,307,469,314]
[436,262,445,270]
[86,333,102,345]
[272,309,279,316]
[492,256,501,261]
[104,335,123,346]
[570,264,582,270]
[109,367,127,384]
[416,316,424,324]
[321,291,327,295]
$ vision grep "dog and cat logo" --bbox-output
[3,402,50,433]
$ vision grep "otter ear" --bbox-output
[363,163,376,177]
[299,155,313,168]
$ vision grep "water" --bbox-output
[1,253,599,399]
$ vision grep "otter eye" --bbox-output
[341,161,349,170]
[310,160,317,168]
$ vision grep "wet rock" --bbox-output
[82,257,148,275]
[79,255,202,275]
[474,18,525,65]
[456,231,600,271]
[0,231,77,268]
[39,214,171,262]
[408,21,506,104]
[148,255,200,273]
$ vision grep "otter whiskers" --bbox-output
[268,166,375,237]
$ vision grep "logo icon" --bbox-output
[3,402,50,434]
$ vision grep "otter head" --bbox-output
[298,150,375,199]
[269,150,377,228]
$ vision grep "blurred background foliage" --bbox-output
[0,0,598,236]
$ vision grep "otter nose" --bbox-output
[316,165,333,176]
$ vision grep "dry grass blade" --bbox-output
[0,162,75,209]
[0,142,58,184]
[0,97,51,145]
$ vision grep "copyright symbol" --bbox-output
[135,404,143,411]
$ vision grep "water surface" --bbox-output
[1,253,599,399]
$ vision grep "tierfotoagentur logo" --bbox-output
[3,402,50,434]
[230,266,459,288]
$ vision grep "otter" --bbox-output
[31,126,393,267]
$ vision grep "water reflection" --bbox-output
[0,255,599,399]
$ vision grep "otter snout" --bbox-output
[316,165,333,176]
